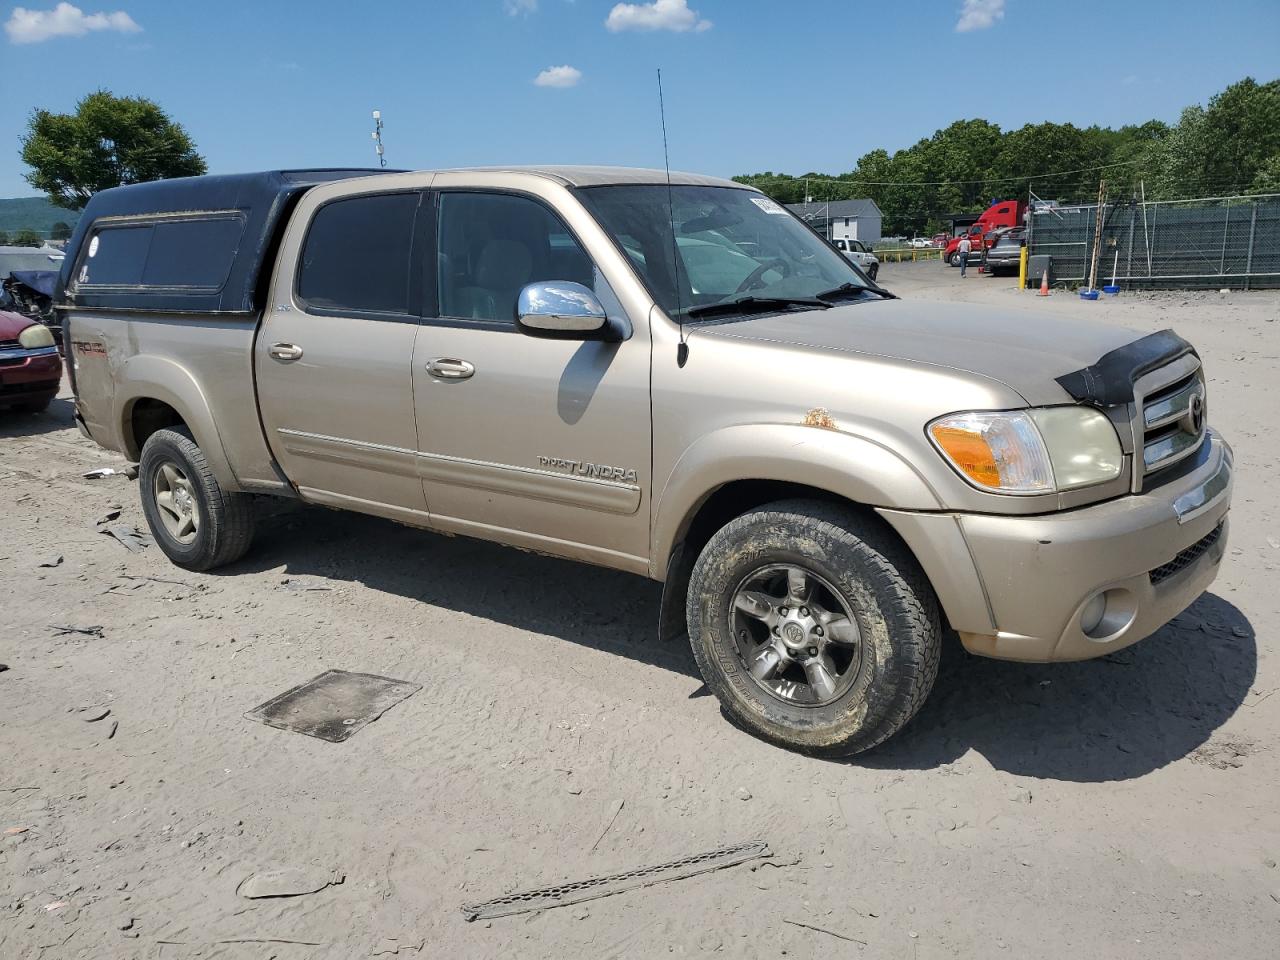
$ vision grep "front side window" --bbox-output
[436,192,596,324]
[298,193,418,316]
[576,185,869,320]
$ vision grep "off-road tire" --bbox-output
[139,427,255,571]
[687,500,941,756]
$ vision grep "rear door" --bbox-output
[255,177,432,524]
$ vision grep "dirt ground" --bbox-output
[3,262,1278,959]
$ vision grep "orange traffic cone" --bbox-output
[1037,269,1050,296]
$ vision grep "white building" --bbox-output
[785,199,883,245]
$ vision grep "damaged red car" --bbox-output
[0,309,62,413]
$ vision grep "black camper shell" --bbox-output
[58,169,400,315]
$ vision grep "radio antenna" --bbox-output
[658,69,688,368]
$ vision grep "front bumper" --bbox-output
[0,346,61,407]
[881,431,1233,662]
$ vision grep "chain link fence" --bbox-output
[1028,193,1280,289]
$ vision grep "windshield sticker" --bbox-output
[750,197,788,215]
[88,235,99,257]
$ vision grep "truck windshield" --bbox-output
[575,184,871,321]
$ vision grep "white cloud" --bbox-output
[954,0,1005,33]
[605,0,711,33]
[534,64,582,88]
[5,2,140,43]
[503,0,537,14]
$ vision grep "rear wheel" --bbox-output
[686,500,941,756]
[139,427,255,571]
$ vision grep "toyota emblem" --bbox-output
[1188,391,1205,434]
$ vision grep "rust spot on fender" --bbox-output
[802,407,837,430]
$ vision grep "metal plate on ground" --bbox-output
[460,840,771,921]
[246,670,421,742]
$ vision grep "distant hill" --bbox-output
[0,197,81,240]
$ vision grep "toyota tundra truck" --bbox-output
[57,167,1233,756]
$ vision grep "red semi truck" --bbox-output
[944,199,1027,266]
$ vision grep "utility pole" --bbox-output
[1087,179,1107,291]
[371,110,386,168]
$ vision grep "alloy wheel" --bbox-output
[729,563,864,706]
[153,461,200,544]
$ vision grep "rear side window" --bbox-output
[298,193,419,316]
[78,215,246,290]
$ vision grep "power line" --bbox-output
[740,159,1145,189]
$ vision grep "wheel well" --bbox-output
[126,398,186,459]
[657,480,911,644]
[673,480,860,578]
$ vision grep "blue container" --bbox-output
[1103,285,1121,295]
[1079,289,1100,300]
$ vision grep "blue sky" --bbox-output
[2,0,1278,198]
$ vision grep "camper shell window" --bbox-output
[57,168,401,314]
[78,214,246,292]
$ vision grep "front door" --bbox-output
[256,185,430,524]
[411,186,652,573]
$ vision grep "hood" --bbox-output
[696,299,1142,406]
[0,309,37,340]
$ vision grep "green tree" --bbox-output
[733,76,1280,230]
[13,228,43,247]
[50,221,73,241]
[0,230,9,245]
[989,122,1105,200]
[20,90,207,210]
[1150,78,1280,198]
[1250,154,1280,194]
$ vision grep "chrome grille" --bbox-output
[1135,363,1206,489]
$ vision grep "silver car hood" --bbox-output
[697,299,1142,406]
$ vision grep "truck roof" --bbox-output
[430,165,746,189]
[58,165,749,316]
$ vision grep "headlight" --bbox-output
[18,324,55,349]
[929,407,1121,495]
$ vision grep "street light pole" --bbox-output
[371,110,386,168]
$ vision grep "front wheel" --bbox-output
[948,252,962,267]
[867,263,879,281]
[686,500,941,757]
[139,427,256,571]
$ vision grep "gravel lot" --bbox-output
[3,263,1278,959]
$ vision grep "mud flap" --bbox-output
[658,542,693,643]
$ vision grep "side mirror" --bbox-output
[516,281,621,342]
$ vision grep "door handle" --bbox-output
[269,342,304,362]
[426,357,475,380]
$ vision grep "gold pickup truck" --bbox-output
[58,166,1232,755]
